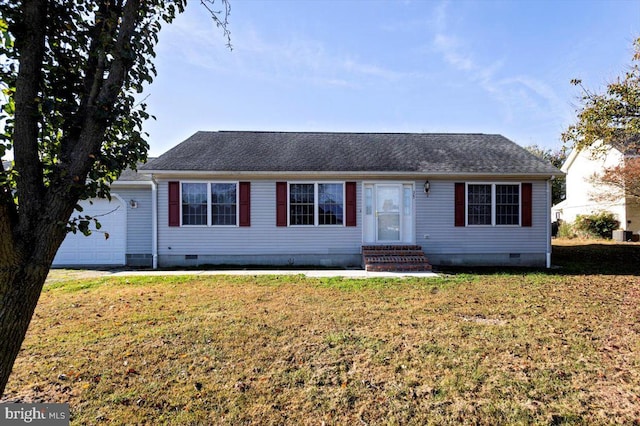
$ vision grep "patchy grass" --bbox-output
[4,252,640,424]
[44,269,111,284]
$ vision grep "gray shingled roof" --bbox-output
[142,131,560,175]
[2,160,152,181]
[116,160,154,182]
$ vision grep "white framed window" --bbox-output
[290,183,315,225]
[318,183,344,225]
[211,183,237,225]
[182,183,208,226]
[365,186,373,215]
[288,182,345,226]
[466,183,520,226]
[495,184,520,225]
[181,182,238,226]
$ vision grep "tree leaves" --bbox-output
[592,157,640,203]
[66,205,119,238]
[562,37,640,206]
[0,0,230,243]
[562,37,640,155]
[525,145,567,205]
[0,0,233,400]
[1,0,201,208]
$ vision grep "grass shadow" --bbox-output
[435,241,640,276]
[551,241,640,275]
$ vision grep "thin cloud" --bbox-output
[433,34,474,71]
[160,8,413,90]
[428,0,570,129]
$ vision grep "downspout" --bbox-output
[151,176,158,269]
[546,178,552,268]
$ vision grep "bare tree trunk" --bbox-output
[0,264,50,395]
[0,0,223,399]
[0,194,75,396]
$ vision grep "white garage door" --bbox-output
[53,197,126,266]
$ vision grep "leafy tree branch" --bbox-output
[562,37,640,155]
[0,0,230,396]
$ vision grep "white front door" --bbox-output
[363,183,414,244]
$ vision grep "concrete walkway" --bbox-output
[109,269,439,279]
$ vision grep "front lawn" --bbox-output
[2,244,640,424]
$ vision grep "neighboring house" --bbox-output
[552,143,640,234]
[133,131,560,268]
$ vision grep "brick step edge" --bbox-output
[365,256,431,264]
[362,245,422,251]
[363,250,425,257]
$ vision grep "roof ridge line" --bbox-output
[211,130,497,136]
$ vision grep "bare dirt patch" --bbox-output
[46,269,112,283]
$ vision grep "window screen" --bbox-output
[182,183,208,225]
[467,184,492,225]
[289,184,315,225]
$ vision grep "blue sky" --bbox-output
[143,0,640,156]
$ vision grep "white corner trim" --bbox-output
[151,179,158,269]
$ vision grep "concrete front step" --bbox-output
[362,245,432,272]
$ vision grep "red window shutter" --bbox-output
[454,182,465,227]
[345,182,357,227]
[276,182,287,227]
[168,181,180,227]
[522,183,532,227]
[239,182,251,227]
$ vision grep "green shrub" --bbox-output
[557,221,576,239]
[574,212,620,239]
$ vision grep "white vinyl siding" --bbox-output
[416,180,548,256]
[117,187,153,254]
[156,178,549,267]
[158,180,361,256]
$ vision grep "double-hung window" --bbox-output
[495,184,520,225]
[467,184,492,225]
[182,183,208,225]
[466,183,520,226]
[289,184,315,225]
[211,183,237,225]
[318,183,344,225]
[181,182,238,226]
[289,182,344,226]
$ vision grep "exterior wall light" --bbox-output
[424,180,430,195]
